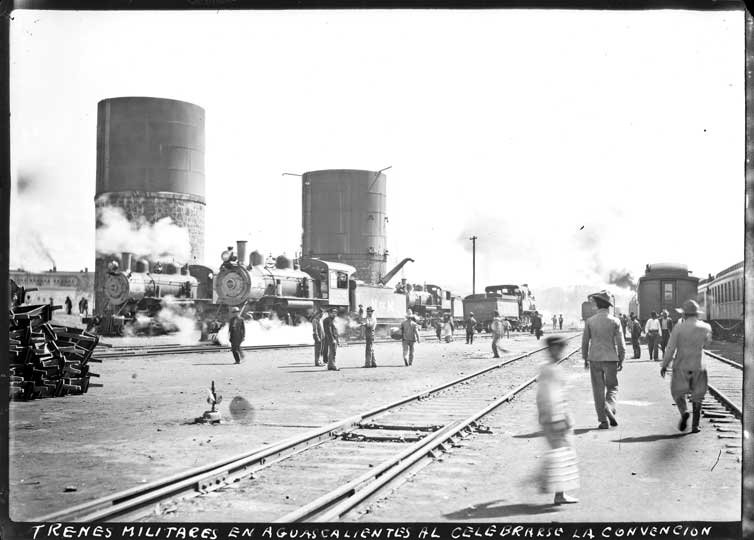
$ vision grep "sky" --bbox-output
[9,9,745,301]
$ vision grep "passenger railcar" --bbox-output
[637,263,698,325]
[696,261,743,338]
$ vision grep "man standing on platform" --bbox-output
[400,311,421,366]
[582,291,625,429]
[660,300,712,433]
[644,311,662,360]
[629,313,643,359]
[323,307,340,371]
[552,314,558,332]
[558,314,564,330]
[465,312,477,344]
[363,307,377,368]
[229,307,245,365]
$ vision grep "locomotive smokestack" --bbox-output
[237,241,248,268]
[121,252,133,273]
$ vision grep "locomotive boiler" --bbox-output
[213,242,315,319]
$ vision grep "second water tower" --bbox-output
[301,169,388,284]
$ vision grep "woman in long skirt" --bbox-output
[537,335,579,505]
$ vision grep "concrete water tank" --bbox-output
[94,97,206,313]
[302,169,388,284]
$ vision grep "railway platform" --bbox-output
[357,351,741,523]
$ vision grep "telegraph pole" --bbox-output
[469,235,477,295]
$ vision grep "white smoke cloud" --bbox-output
[215,313,314,347]
[96,206,191,264]
[157,296,201,345]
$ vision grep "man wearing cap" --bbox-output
[323,307,340,371]
[228,307,245,365]
[363,307,377,368]
[582,291,626,429]
[659,310,674,356]
[400,310,421,366]
[644,311,662,361]
[660,300,712,433]
[465,312,478,344]
[531,311,543,340]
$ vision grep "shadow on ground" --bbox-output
[443,500,560,520]
[612,433,688,443]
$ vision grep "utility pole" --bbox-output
[469,235,477,295]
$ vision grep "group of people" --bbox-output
[551,314,564,331]
[537,292,713,505]
[62,296,89,316]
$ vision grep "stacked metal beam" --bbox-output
[9,304,101,400]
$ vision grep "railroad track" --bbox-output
[702,349,742,419]
[33,335,581,523]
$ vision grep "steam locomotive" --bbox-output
[99,242,431,336]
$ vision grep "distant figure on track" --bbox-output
[558,314,564,330]
[659,310,673,356]
[644,311,661,361]
[81,297,89,317]
[434,317,442,341]
[229,307,245,365]
[65,296,73,315]
[323,307,340,371]
[582,291,625,429]
[531,312,543,340]
[465,312,477,344]
[552,315,558,331]
[311,310,324,367]
[660,300,712,433]
[537,335,579,505]
[629,313,642,359]
[400,311,421,366]
[491,311,504,358]
[363,306,377,368]
[502,318,511,339]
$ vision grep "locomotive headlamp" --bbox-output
[108,261,120,272]
[221,250,232,262]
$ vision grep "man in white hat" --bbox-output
[660,299,712,433]
[582,291,625,429]
[363,307,377,368]
[228,307,245,364]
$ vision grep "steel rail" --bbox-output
[276,347,583,523]
[703,349,742,369]
[703,350,742,418]
[33,335,581,523]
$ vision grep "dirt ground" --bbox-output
[358,350,741,523]
[9,328,574,520]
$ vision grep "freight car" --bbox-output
[696,260,743,339]
[637,263,699,325]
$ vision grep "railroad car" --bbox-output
[696,260,743,338]
[637,263,699,325]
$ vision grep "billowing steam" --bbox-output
[96,206,191,263]
[120,296,200,344]
[215,314,314,347]
[608,269,637,290]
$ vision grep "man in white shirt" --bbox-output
[644,311,662,361]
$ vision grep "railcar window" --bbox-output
[336,272,348,289]
[663,283,674,302]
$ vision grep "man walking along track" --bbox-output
[582,291,625,429]
[229,307,245,365]
[363,307,377,368]
[660,300,712,433]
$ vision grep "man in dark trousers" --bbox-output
[531,312,543,340]
[363,307,377,368]
[323,307,340,371]
[659,310,673,356]
[65,296,73,315]
[629,313,642,359]
[311,310,324,367]
[465,312,477,344]
[228,307,245,364]
[400,310,421,366]
[582,291,625,429]
[558,314,564,330]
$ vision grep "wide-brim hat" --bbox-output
[231,307,241,313]
[366,307,374,312]
[589,291,613,306]
[682,299,703,316]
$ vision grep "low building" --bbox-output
[10,268,94,310]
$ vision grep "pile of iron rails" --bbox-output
[9,304,101,400]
